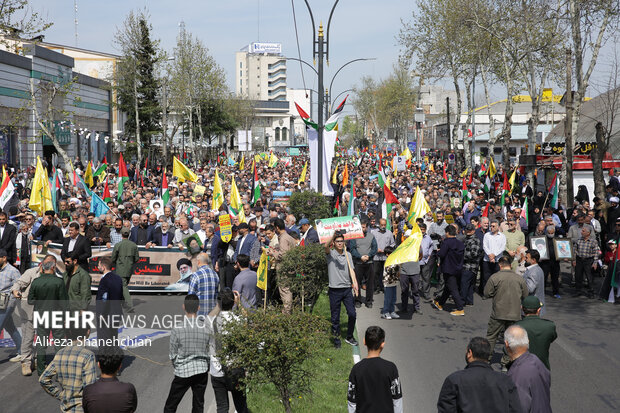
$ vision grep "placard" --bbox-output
[219,214,232,242]
[393,156,406,171]
[444,214,455,224]
[315,215,364,244]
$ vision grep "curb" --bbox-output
[352,326,361,364]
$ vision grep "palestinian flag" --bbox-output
[478,161,487,177]
[482,202,490,217]
[355,152,364,167]
[93,158,107,178]
[251,160,261,206]
[0,167,15,210]
[117,152,129,202]
[325,95,348,131]
[443,162,448,181]
[500,172,510,207]
[521,198,528,226]
[378,170,390,189]
[382,185,399,230]
[295,102,317,130]
[347,179,356,216]
[484,173,492,193]
[51,169,62,212]
[333,196,340,216]
[548,173,559,209]
[461,176,470,201]
[103,177,111,203]
[162,170,170,206]
[467,172,473,186]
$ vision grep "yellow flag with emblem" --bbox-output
[407,186,431,226]
[256,252,269,290]
[385,221,423,266]
[239,154,245,170]
[298,161,308,185]
[29,156,54,215]
[173,156,198,183]
[84,161,94,188]
[212,169,224,211]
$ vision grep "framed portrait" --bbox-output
[530,236,549,261]
[553,239,574,260]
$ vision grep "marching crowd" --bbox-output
[0,150,619,412]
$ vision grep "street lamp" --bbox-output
[414,108,425,161]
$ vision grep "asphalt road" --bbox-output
[0,293,238,413]
[1,269,619,413]
[355,270,620,413]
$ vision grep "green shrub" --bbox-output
[288,190,332,224]
[219,307,330,413]
[277,243,328,310]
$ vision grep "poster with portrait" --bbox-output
[530,236,549,261]
[553,239,574,260]
[315,215,364,244]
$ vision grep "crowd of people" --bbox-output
[0,151,619,412]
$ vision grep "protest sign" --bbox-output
[219,214,232,242]
[315,215,364,244]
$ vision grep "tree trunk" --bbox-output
[161,82,168,168]
[480,65,497,164]
[134,80,142,169]
[592,122,607,200]
[463,79,473,172]
[279,388,292,413]
[29,79,71,168]
[526,99,540,188]
[500,50,514,172]
[451,74,462,170]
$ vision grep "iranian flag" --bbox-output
[500,172,510,207]
[294,102,317,129]
[103,177,111,203]
[482,202,490,217]
[162,171,170,206]
[117,153,129,202]
[548,173,559,209]
[251,159,261,206]
[461,176,470,201]
[0,168,15,209]
[382,185,399,230]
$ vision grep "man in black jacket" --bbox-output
[61,222,92,272]
[0,211,17,264]
[95,257,124,344]
[34,212,64,245]
[437,337,522,413]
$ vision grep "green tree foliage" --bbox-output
[219,308,330,413]
[340,115,368,149]
[288,190,332,224]
[277,244,328,310]
[0,0,52,42]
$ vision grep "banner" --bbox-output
[219,214,232,242]
[393,156,406,171]
[31,242,186,291]
[315,215,364,244]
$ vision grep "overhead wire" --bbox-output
[291,0,309,98]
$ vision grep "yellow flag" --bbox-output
[488,157,497,178]
[331,163,339,185]
[407,186,431,225]
[254,154,261,164]
[268,152,278,168]
[84,161,94,188]
[212,169,224,211]
[229,176,243,219]
[29,156,54,215]
[401,147,412,161]
[256,252,269,290]
[429,163,435,173]
[1,166,7,184]
[509,167,518,191]
[239,154,245,171]
[385,222,423,266]
[298,161,308,185]
[460,168,469,178]
[173,156,198,183]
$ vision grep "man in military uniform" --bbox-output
[62,251,92,312]
[515,296,558,370]
[111,227,139,312]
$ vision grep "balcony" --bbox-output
[268,60,286,71]
[268,68,286,79]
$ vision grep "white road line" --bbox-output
[0,361,20,382]
[353,354,361,364]
[555,338,584,361]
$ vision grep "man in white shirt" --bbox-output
[480,220,506,295]
[173,218,196,248]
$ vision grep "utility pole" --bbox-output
[446,97,451,153]
[325,88,329,121]
[562,48,574,207]
[317,24,325,191]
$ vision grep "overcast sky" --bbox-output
[31,0,415,111]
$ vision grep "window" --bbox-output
[240,62,242,68]
[275,127,281,141]
[480,147,488,157]
[282,127,288,141]
[240,70,242,77]
[493,147,502,155]
[240,79,242,86]
[509,147,517,156]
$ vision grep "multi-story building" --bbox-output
[0,43,112,168]
[235,42,287,101]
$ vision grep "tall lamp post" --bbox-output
[414,108,425,161]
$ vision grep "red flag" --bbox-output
[118,153,128,179]
[467,172,473,186]
[482,202,490,217]
[102,156,107,165]
[443,163,447,180]
[383,185,399,205]
[103,177,111,202]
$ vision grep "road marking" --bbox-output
[555,338,584,360]
[0,361,20,382]
[353,354,361,364]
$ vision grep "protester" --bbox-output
[63,251,92,311]
[523,249,546,315]
[188,252,219,316]
[111,227,139,312]
[0,248,22,362]
[95,256,124,344]
[504,325,552,413]
[83,346,138,413]
[164,294,210,413]
[347,326,403,413]
[232,254,258,309]
[349,218,378,308]
[516,296,558,370]
[433,225,466,316]
[437,337,522,412]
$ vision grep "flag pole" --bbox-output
[264,257,268,311]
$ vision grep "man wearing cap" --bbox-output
[298,218,319,245]
[111,227,139,312]
[516,296,557,370]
